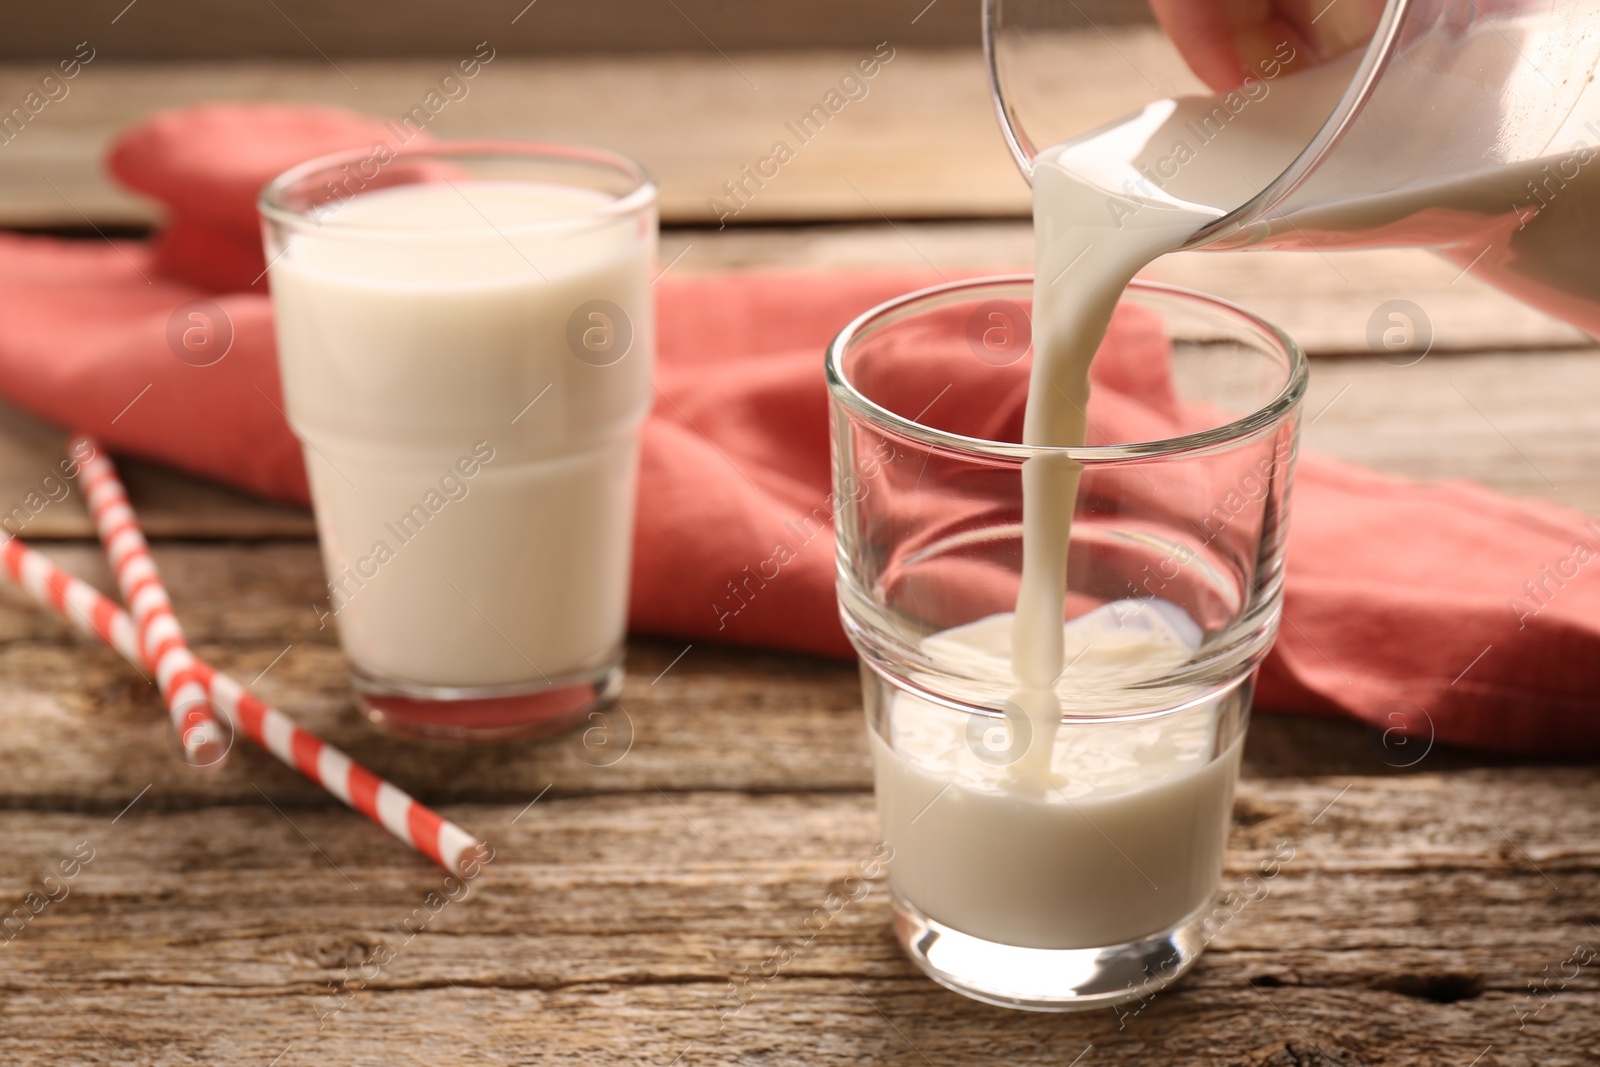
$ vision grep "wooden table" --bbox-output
[2,40,1599,1067]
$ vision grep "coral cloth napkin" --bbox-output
[2,103,1596,755]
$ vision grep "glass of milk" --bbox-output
[259,142,655,741]
[826,276,1305,1010]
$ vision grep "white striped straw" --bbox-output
[0,533,487,877]
[71,437,230,767]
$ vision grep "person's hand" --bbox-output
[1148,0,1384,91]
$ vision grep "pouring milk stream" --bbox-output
[1008,54,1354,788]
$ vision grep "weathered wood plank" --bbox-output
[0,541,869,803]
[0,400,315,540]
[0,773,1595,1066]
[1,0,1153,60]
[3,981,1588,1067]
[0,49,1030,228]
[0,541,1579,811]
[0,28,1227,227]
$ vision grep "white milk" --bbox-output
[1012,55,1355,783]
[268,181,653,689]
[875,601,1242,949]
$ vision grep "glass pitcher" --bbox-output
[985,0,1600,333]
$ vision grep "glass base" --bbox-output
[891,891,1211,1012]
[352,656,623,743]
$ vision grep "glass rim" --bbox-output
[824,274,1307,463]
[257,138,657,237]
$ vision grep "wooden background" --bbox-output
[0,8,1598,1066]
[0,0,1147,58]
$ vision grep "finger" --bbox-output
[1277,0,1386,64]
[1148,0,1315,91]
[1149,0,1379,92]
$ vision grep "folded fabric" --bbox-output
[1,103,1595,754]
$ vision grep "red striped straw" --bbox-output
[0,533,487,877]
[71,437,229,768]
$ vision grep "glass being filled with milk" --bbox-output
[828,277,1305,1010]
[260,143,654,741]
